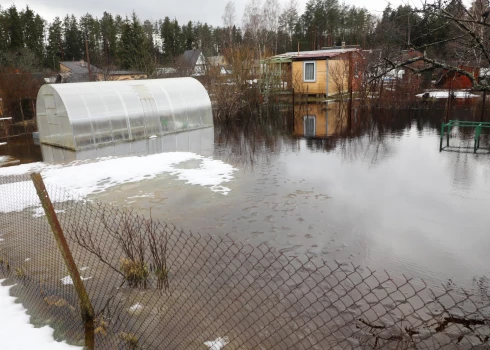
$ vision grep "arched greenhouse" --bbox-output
[36,77,213,150]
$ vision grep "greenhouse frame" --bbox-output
[36,77,213,150]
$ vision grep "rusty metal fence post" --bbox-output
[30,172,95,350]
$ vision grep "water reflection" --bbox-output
[2,103,490,290]
[0,134,42,166]
[41,127,214,164]
[293,102,348,138]
[205,103,490,289]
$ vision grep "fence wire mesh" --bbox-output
[0,173,489,350]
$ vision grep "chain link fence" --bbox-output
[0,173,489,350]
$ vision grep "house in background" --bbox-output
[207,55,230,75]
[434,66,479,90]
[263,45,362,96]
[59,60,98,82]
[155,67,178,77]
[96,70,147,81]
[178,49,206,76]
[59,60,147,82]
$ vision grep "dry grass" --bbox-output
[119,332,139,350]
[120,258,149,288]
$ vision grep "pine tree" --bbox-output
[6,5,23,49]
[46,17,63,69]
[63,15,83,61]
[20,6,45,61]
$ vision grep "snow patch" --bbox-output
[204,337,229,350]
[0,152,237,214]
[129,303,143,312]
[32,207,65,218]
[61,275,92,285]
[416,91,479,99]
[0,279,82,349]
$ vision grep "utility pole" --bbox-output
[58,33,64,61]
[407,12,411,47]
[85,38,92,81]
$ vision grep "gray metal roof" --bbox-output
[60,60,99,74]
[183,50,202,68]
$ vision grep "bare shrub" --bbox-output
[70,205,169,291]
[204,44,260,120]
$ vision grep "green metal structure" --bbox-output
[440,120,490,152]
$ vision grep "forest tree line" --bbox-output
[1,0,482,76]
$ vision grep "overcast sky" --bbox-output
[9,0,409,26]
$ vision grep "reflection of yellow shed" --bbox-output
[293,103,347,137]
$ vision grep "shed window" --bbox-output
[304,61,316,82]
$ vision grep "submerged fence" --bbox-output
[0,173,489,350]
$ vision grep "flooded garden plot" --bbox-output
[0,103,490,349]
[1,177,490,350]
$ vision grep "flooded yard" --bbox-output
[2,104,490,290]
[2,103,490,349]
[94,104,490,290]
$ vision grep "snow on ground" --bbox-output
[416,91,479,99]
[0,152,237,215]
[60,275,92,285]
[0,280,82,350]
[204,336,229,350]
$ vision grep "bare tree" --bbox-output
[243,0,264,57]
[279,0,299,51]
[222,1,236,46]
[373,0,490,91]
[263,0,281,54]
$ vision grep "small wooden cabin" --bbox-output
[263,47,362,96]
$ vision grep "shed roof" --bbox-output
[183,49,203,68]
[267,47,360,62]
[60,60,100,74]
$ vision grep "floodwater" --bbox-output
[3,102,490,291]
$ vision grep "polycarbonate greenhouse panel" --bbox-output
[36,77,213,150]
[40,127,214,164]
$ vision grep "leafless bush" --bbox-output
[204,45,260,120]
[70,206,169,291]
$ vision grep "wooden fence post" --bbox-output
[30,173,94,350]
